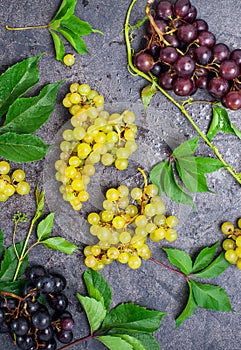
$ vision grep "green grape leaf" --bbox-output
[0,82,62,134]
[0,230,4,259]
[0,280,27,295]
[0,132,49,162]
[192,251,230,279]
[96,335,133,350]
[77,294,106,333]
[193,156,224,174]
[35,187,45,215]
[149,160,166,195]
[190,280,232,312]
[41,237,78,254]
[172,137,199,157]
[0,241,28,281]
[0,54,42,119]
[60,15,100,36]
[50,0,77,23]
[83,269,112,311]
[192,241,219,273]
[100,303,166,333]
[57,27,88,54]
[163,162,195,208]
[141,84,156,111]
[49,30,65,61]
[163,247,193,275]
[207,106,241,141]
[107,334,147,350]
[175,280,197,328]
[106,331,160,350]
[37,213,55,241]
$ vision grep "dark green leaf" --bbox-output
[207,107,241,141]
[57,27,88,54]
[41,237,78,254]
[0,241,28,281]
[96,335,133,350]
[172,137,199,157]
[60,15,95,36]
[192,242,219,273]
[49,30,65,61]
[37,213,55,241]
[175,280,197,328]
[0,54,43,119]
[101,303,166,333]
[194,157,224,174]
[192,252,230,279]
[83,269,112,311]
[0,82,62,134]
[149,160,166,195]
[51,0,76,22]
[0,132,49,162]
[163,247,193,275]
[77,294,106,332]
[106,331,160,350]
[190,280,232,312]
[109,334,146,350]
[0,280,27,295]
[0,230,4,259]
[164,162,194,208]
[141,84,156,111]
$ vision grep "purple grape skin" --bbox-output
[147,19,167,35]
[193,19,209,32]
[135,52,154,73]
[195,76,208,89]
[159,47,179,64]
[183,5,197,23]
[173,76,195,96]
[194,46,213,65]
[173,0,191,18]
[222,91,241,110]
[164,34,180,47]
[230,49,241,66]
[219,60,240,80]
[174,55,196,77]
[177,24,197,44]
[212,43,230,63]
[155,1,173,20]
[208,76,229,99]
[159,71,175,90]
[197,31,216,48]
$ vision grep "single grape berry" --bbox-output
[63,54,75,66]
[32,309,51,330]
[36,275,55,294]
[56,329,73,344]
[135,52,154,73]
[28,265,46,284]
[10,317,29,336]
[47,293,68,311]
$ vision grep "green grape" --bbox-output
[0,192,8,202]
[60,141,72,153]
[145,184,159,197]
[144,203,156,217]
[119,231,132,244]
[94,117,107,128]
[106,188,119,201]
[60,152,69,161]
[131,236,146,249]
[153,214,166,226]
[135,226,148,237]
[91,245,101,256]
[77,143,92,159]
[236,236,241,247]
[135,215,148,227]
[125,140,137,153]
[97,227,111,241]
[128,255,142,269]
[165,228,178,242]
[112,216,126,229]
[83,164,95,176]
[85,255,97,268]
[117,197,129,209]
[117,185,129,197]
[11,169,25,182]
[82,175,90,185]
[103,199,115,211]
[107,247,119,260]
[225,249,238,264]
[130,187,143,200]
[93,95,105,107]
[101,153,114,166]
[106,131,119,143]
[126,204,138,217]
[63,54,75,66]
[101,254,113,265]
[115,158,128,170]
[116,148,130,159]
[78,83,91,95]
[222,238,236,250]
[101,210,114,222]
[166,215,179,228]
[62,129,74,141]
[89,225,99,236]
[150,227,166,242]
[109,231,120,245]
[16,181,30,195]
[88,212,100,225]
[78,190,89,202]
[122,110,135,123]
[94,132,106,144]
[83,245,92,256]
[137,244,151,260]
[153,201,166,215]
[87,151,101,164]
[94,261,105,271]
[118,252,130,264]
[145,222,157,233]
[73,126,86,140]
[98,240,111,250]
[221,221,235,235]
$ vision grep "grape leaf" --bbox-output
[100,303,166,333]
[108,334,147,350]
[172,137,199,157]
[175,280,197,328]
[35,187,45,215]
[141,84,156,111]
[192,241,219,273]
[207,106,241,141]
[60,15,100,36]
[83,269,112,311]
[50,0,77,23]
[163,247,193,275]
[77,295,106,333]
[96,335,133,350]
[106,331,160,350]
[41,237,78,254]
[0,280,27,295]
[0,230,4,259]
[49,30,65,61]
[0,54,42,118]
[193,157,224,174]
[57,27,88,54]
[192,252,230,279]
[149,160,166,194]
[190,280,232,312]
[0,82,62,134]
[0,132,49,162]
[0,241,28,281]
[37,213,55,241]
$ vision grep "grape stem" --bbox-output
[124,0,241,185]
[58,334,94,350]
[150,257,189,280]
[5,24,49,31]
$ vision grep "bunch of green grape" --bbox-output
[221,218,241,268]
[84,175,178,270]
[55,83,137,211]
[0,161,30,202]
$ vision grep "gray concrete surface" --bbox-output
[0,0,241,349]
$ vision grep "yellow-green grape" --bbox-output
[87,212,100,225]
[117,196,129,209]
[82,175,90,186]
[122,110,135,123]
[101,153,114,166]
[101,210,114,222]
[65,166,77,179]
[115,158,128,170]
[71,201,83,211]
[126,204,138,217]
[144,203,156,217]
[73,127,86,140]
[16,181,30,195]
[85,255,97,268]
[94,132,106,144]
[130,187,143,200]
[0,161,10,175]
[1,174,10,182]
[108,231,120,245]
[153,201,166,215]
[124,128,135,141]
[135,215,148,227]
[62,129,74,141]
[62,96,72,108]
[107,247,120,260]
[0,192,8,202]
[237,259,241,270]
[154,214,166,226]
[137,244,151,260]
[87,151,101,164]
[0,179,6,191]
[78,83,91,96]
[78,190,89,202]
[119,231,132,244]
[69,105,81,115]
[4,184,15,197]
[221,221,234,235]
[131,236,146,249]
[150,227,166,242]
[224,249,238,264]
[83,245,92,256]
[238,218,241,229]
[101,254,113,265]
[165,228,178,242]
[103,199,115,211]
[69,156,81,167]
[125,140,137,153]
[117,185,129,197]
[91,245,101,256]
[83,164,95,177]
[60,141,72,153]
[128,255,142,269]
[235,247,241,258]
[222,238,236,250]
[94,261,105,271]
[112,216,126,229]
[106,188,119,201]
[145,184,159,197]
[11,169,26,182]
[236,236,241,247]
[93,95,105,107]
[116,148,130,159]
[89,225,99,236]
[70,83,79,93]
[135,226,147,238]
[118,252,130,264]
[63,54,75,66]
[145,222,157,233]
[166,215,179,228]
[97,227,111,241]
[77,143,92,159]
[69,92,81,104]
[106,131,119,143]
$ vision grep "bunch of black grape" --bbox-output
[0,265,74,350]
[135,0,241,110]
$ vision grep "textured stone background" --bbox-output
[0,0,241,349]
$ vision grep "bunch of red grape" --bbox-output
[134,0,241,110]
[0,266,74,350]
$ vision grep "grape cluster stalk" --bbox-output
[124,0,241,185]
